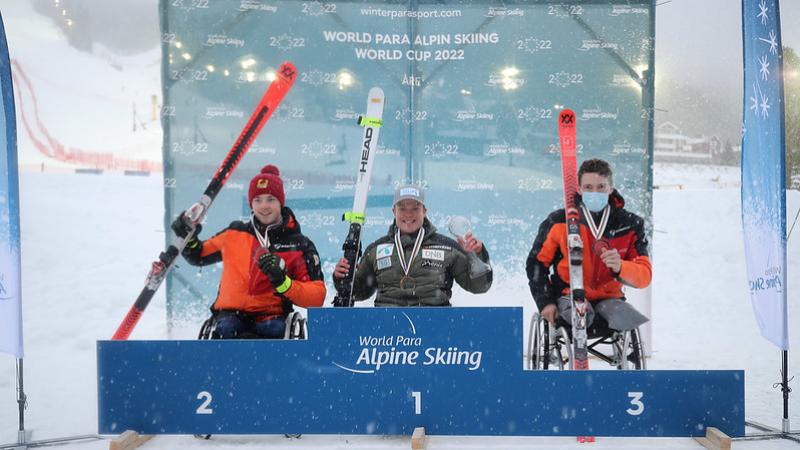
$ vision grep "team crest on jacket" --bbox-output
[376,243,393,258]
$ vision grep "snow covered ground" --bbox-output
[0,166,797,449]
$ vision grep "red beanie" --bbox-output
[248,165,285,206]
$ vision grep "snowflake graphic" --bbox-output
[758,30,778,55]
[548,4,580,18]
[759,89,770,118]
[301,141,336,159]
[303,70,326,86]
[519,106,547,123]
[750,82,770,119]
[272,33,295,52]
[302,1,328,16]
[758,55,770,80]
[749,83,759,115]
[757,0,769,25]
[550,71,572,88]
[425,141,451,160]
[298,212,334,229]
[395,108,423,125]
[272,104,297,122]
[516,176,538,193]
[519,37,545,54]
[272,104,290,122]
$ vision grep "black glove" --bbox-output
[258,253,292,294]
[171,212,202,242]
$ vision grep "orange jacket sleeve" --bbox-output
[617,255,652,289]
[283,280,326,308]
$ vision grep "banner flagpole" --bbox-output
[16,358,26,445]
[782,350,789,433]
[739,0,796,442]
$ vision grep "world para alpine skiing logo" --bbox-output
[749,266,783,294]
[332,312,483,373]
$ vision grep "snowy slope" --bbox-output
[1,0,162,169]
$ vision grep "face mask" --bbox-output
[582,191,609,212]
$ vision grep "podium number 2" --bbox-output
[196,391,213,415]
[626,391,644,416]
[411,391,422,415]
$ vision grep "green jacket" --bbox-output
[351,218,492,306]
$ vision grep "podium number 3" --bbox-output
[196,391,213,414]
[411,391,422,415]
[626,391,644,416]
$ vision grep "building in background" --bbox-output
[654,121,738,165]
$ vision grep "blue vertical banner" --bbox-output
[0,13,23,358]
[741,0,788,350]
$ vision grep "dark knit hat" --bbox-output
[248,165,285,206]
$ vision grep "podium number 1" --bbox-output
[411,391,422,415]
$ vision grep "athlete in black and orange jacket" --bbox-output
[526,159,651,327]
[174,165,325,338]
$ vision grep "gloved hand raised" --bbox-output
[171,212,202,241]
[258,253,292,294]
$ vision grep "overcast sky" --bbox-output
[656,0,799,92]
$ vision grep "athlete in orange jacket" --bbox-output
[526,159,651,330]
[173,165,325,338]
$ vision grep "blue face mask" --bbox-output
[582,191,609,212]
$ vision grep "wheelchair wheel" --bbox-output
[527,313,570,370]
[554,326,573,370]
[526,313,546,370]
[198,317,214,340]
[623,327,646,370]
[284,311,307,340]
[610,327,646,370]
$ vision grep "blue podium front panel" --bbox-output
[98,308,744,437]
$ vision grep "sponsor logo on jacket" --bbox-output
[421,249,445,261]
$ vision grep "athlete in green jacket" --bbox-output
[333,184,493,306]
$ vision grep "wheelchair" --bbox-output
[198,310,308,340]
[195,310,307,440]
[526,310,646,371]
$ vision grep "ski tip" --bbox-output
[277,61,297,82]
[368,86,385,100]
[558,109,575,126]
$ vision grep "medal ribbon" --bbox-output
[580,203,610,242]
[394,227,425,279]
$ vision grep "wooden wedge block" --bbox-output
[694,427,731,450]
[411,426,427,450]
[109,430,153,450]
